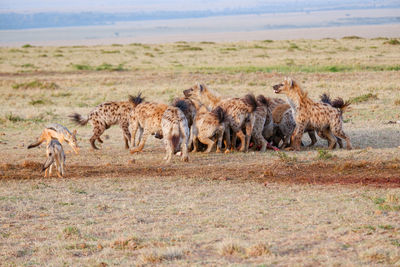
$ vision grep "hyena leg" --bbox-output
[130,130,149,154]
[236,130,247,152]
[198,136,215,153]
[231,130,238,151]
[336,137,343,148]
[330,125,352,150]
[307,130,317,147]
[120,121,131,149]
[322,128,337,150]
[179,122,189,162]
[244,120,255,152]
[163,137,173,163]
[253,132,267,152]
[291,123,307,151]
[216,127,224,153]
[90,124,106,150]
[224,127,232,153]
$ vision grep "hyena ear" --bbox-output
[285,77,294,87]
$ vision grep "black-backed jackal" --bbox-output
[70,94,144,150]
[28,123,79,154]
[161,106,189,163]
[42,139,66,178]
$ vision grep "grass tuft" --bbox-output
[12,80,59,90]
[276,151,297,163]
[138,247,184,264]
[350,93,378,103]
[246,243,272,257]
[219,241,245,256]
[342,36,364,40]
[316,149,333,160]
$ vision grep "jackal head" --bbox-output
[68,129,79,154]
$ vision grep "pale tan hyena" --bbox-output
[249,95,274,152]
[183,83,257,152]
[161,106,189,163]
[188,100,227,153]
[70,93,144,150]
[273,77,352,150]
[129,101,169,154]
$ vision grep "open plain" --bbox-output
[0,37,400,265]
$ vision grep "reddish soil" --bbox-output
[1,159,399,188]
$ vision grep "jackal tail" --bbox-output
[69,113,89,126]
[28,140,43,149]
[42,157,54,172]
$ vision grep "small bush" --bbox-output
[138,248,184,264]
[144,52,154,57]
[95,63,125,71]
[384,39,400,45]
[246,243,271,257]
[200,41,215,44]
[342,36,363,40]
[29,99,46,105]
[101,50,120,54]
[22,44,34,48]
[262,40,273,43]
[21,63,35,68]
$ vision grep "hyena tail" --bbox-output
[173,100,189,115]
[256,95,269,107]
[170,123,181,152]
[243,93,257,112]
[211,106,226,124]
[129,92,145,106]
[320,93,332,105]
[331,98,351,113]
[69,113,89,126]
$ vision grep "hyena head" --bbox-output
[273,77,295,94]
[183,83,207,103]
[68,129,79,154]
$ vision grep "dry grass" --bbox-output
[0,38,400,266]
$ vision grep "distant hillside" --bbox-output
[0,0,399,30]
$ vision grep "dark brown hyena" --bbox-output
[250,95,273,152]
[161,106,190,163]
[273,77,351,150]
[183,83,257,152]
[70,94,144,150]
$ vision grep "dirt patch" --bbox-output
[1,159,399,188]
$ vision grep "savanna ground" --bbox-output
[0,37,400,266]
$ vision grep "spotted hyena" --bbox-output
[249,95,274,152]
[183,83,257,152]
[272,77,351,150]
[129,101,169,154]
[188,99,227,153]
[171,97,197,130]
[161,106,189,163]
[70,93,144,150]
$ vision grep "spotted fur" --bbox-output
[183,83,257,152]
[188,100,227,153]
[249,95,274,152]
[273,77,352,150]
[161,106,189,163]
[129,101,169,154]
[70,93,144,150]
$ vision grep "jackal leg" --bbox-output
[130,130,149,154]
